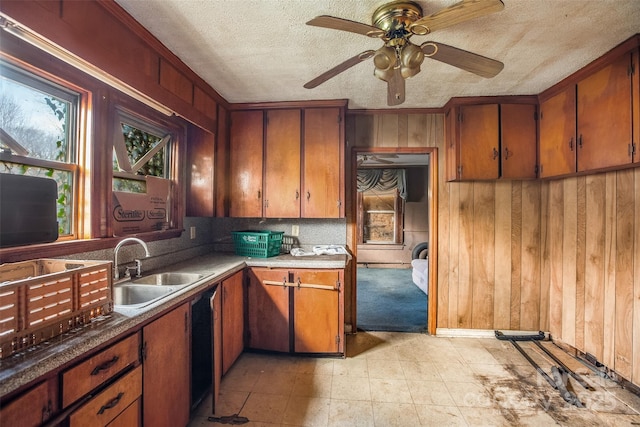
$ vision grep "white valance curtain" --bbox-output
[357,168,407,200]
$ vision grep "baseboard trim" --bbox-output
[436,328,549,339]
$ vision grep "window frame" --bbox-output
[0,36,185,263]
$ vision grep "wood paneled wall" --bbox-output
[347,112,640,387]
[544,169,640,386]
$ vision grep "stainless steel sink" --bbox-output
[130,272,202,286]
[113,284,178,307]
[112,272,202,308]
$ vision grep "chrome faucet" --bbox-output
[113,237,151,280]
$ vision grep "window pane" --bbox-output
[0,70,73,162]
[362,192,396,243]
[0,62,78,238]
[116,123,165,177]
[1,161,74,235]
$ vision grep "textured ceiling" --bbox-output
[114,0,640,110]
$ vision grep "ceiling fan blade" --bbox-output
[387,67,405,106]
[306,16,385,38]
[421,42,503,78]
[304,50,375,89]
[409,0,504,35]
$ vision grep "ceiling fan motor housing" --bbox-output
[372,1,423,34]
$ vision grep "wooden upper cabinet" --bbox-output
[229,110,264,217]
[445,107,459,182]
[458,104,499,180]
[448,104,499,180]
[265,110,301,218]
[539,86,577,178]
[577,52,633,171]
[303,108,344,217]
[634,48,640,164]
[501,104,537,179]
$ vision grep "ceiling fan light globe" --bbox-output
[374,67,394,82]
[373,46,396,71]
[400,65,420,79]
[402,43,425,68]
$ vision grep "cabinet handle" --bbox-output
[492,147,499,160]
[90,355,119,376]
[306,191,311,201]
[257,190,261,199]
[504,147,512,160]
[578,134,583,149]
[97,392,124,415]
[569,137,574,151]
[295,190,299,200]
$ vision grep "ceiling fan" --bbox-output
[304,0,505,106]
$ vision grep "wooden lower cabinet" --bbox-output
[107,398,141,427]
[142,303,190,427]
[0,379,56,427]
[69,366,142,427]
[211,287,222,414]
[247,268,290,352]
[292,270,341,353]
[222,271,244,374]
[247,268,344,355]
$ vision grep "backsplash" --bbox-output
[210,218,347,253]
[58,217,346,273]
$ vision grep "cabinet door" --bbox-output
[222,271,244,374]
[211,288,222,414]
[106,399,141,427]
[70,366,141,427]
[539,86,577,178]
[501,104,537,179]
[229,110,264,217]
[634,48,640,164]
[264,109,301,218]
[458,104,499,180]
[143,303,190,427]
[62,332,140,407]
[303,108,343,218]
[246,268,290,352]
[445,107,459,181]
[0,380,55,427]
[577,53,633,171]
[292,270,342,354]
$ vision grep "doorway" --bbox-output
[351,148,436,333]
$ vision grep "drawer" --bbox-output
[69,365,142,427]
[106,398,140,427]
[62,332,140,406]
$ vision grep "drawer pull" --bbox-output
[97,392,124,415]
[90,355,119,376]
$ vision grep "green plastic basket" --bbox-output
[231,230,284,258]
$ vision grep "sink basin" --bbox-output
[113,284,178,307]
[130,272,202,286]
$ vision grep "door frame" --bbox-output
[349,146,438,334]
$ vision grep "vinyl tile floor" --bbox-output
[188,331,640,426]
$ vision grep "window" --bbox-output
[0,61,80,237]
[113,110,171,193]
[111,107,180,235]
[358,189,404,244]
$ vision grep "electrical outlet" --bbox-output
[190,226,196,239]
[291,225,299,237]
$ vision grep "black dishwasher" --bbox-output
[191,288,214,410]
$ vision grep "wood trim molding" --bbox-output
[229,99,349,110]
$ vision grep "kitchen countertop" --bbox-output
[0,251,349,397]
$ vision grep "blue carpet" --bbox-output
[357,267,427,333]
